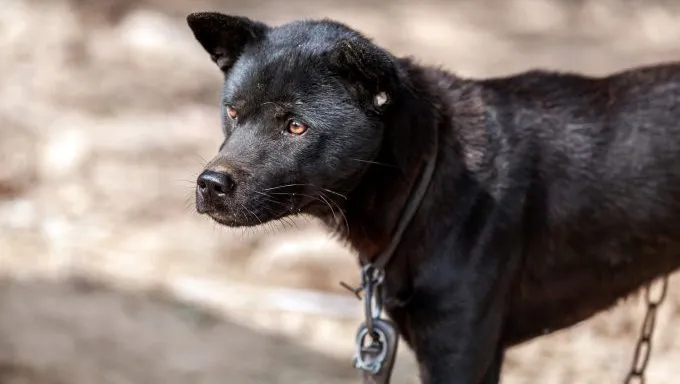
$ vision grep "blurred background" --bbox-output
[1,0,680,383]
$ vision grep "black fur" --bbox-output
[187,12,680,383]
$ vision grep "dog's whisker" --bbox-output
[183,151,211,169]
[320,191,349,234]
[174,179,199,185]
[253,191,291,208]
[238,203,266,235]
[349,158,399,169]
[260,196,287,205]
[316,192,337,224]
[262,183,347,199]
[265,190,344,227]
[262,204,287,231]
[262,184,300,191]
[319,187,347,200]
[285,215,300,230]
[316,192,346,234]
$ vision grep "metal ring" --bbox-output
[353,325,388,374]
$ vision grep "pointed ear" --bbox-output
[327,38,401,105]
[186,12,268,73]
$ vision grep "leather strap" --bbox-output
[354,127,439,384]
[362,131,439,270]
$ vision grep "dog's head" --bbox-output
[187,12,402,227]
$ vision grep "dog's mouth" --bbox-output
[196,187,323,227]
[202,210,242,227]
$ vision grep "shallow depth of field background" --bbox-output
[1,0,680,383]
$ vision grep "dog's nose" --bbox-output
[197,170,235,198]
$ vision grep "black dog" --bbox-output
[187,12,680,383]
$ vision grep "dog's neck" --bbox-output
[340,60,446,263]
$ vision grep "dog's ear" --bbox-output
[328,38,401,108]
[186,12,268,73]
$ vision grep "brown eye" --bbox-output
[287,120,308,135]
[226,106,238,119]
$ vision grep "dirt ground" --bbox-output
[1,0,680,383]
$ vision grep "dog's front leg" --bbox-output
[479,344,505,384]
[407,207,523,384]
[410,285,508,384]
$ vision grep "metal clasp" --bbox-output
[345,265,399,384]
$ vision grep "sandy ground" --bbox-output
[1,0,680,383]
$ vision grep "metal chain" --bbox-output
[624,275,669,384]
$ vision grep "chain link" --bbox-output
[624,275,669,384]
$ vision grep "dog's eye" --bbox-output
[226,106,238,120]
[286,120,308,135]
